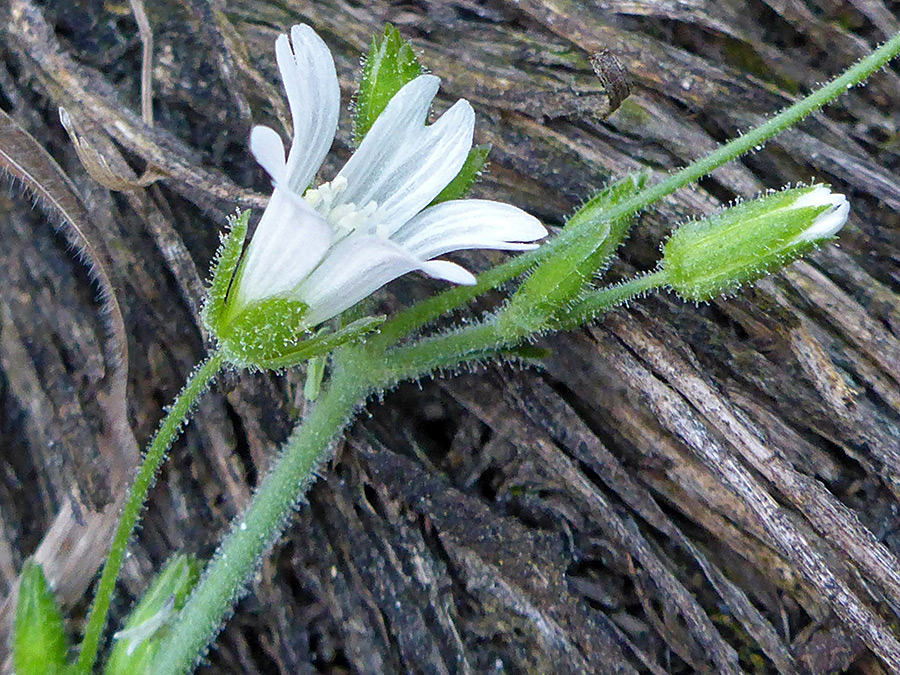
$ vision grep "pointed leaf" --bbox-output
[430,144,491,205]
[14,561,69,675]
[104,555,200,675]
[353,24,424,145]
[499,172,648,334]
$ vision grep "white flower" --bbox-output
[230,24,547,327]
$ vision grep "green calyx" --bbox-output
[662,186,839,302]
[215,296,313,367]
[201,210,384,369]
[201,209,250,335]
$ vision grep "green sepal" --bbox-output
[253,315,385,370]
[14,561,70,675]
[431,144,491,205]
[498,171,649,334]
[662,186,836,302]
[104,554,200,675]
[217,297,311,367]
[353,24,424,145]
[202,209,250,333]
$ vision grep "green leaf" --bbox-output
[14,561,70,675]
[254,315,385,370]
[353,24,424,145]
[202,209,250,333]
[104,555,200,675]
[498,172,649,335]
[430,144,491,205]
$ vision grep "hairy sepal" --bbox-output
[202,209,250,334]
[662,187,840,302]
[252,316,386,370]
[430,144,491,205]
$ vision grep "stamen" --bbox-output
[305,179,378,236]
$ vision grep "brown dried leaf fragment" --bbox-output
[591,49,631,116]
[59,107,166,191]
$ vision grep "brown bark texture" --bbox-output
[1,0,900,673]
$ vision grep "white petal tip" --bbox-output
[420,260,477,285]
[796,191,849,242]
[250,125,287,183]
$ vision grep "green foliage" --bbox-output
[663,186,841,301]
[14,561,70,675]
[353,24,424,145]
[253,315,385,370]
[202,209,250,334]
[498,172,649,335]
[431,144,491,205]
[104,555,200,675]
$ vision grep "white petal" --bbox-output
[295,235,473,324]
[250,125,287,184]
[276,25,341,195]
[796,193,850,242]
[335,75,475,232]
[791,186,838,210]
[392,200,548,259]
[233,188,333,307]
[418,260,477,285]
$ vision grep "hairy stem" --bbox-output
[75,350,225,675]
[150,367,365,675]
[149,268,673,674]
[149,32,900,674]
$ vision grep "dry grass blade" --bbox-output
[0,106,127,373]
[0,105,139,480]
[59,106,165,190]
[128,0,154,126]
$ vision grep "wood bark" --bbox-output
[1,0,899,673]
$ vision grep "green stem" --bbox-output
[558,269,669,330]
[75,350,225,675]
[150,368,365,675]
[150,267,668,675]
[374,31,900,349]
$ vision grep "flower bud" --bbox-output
[662,185,849,301]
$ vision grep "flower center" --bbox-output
[304,176,379,237]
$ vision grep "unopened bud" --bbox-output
[662,185,849,301]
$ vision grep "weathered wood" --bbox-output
[1,0,899,672]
